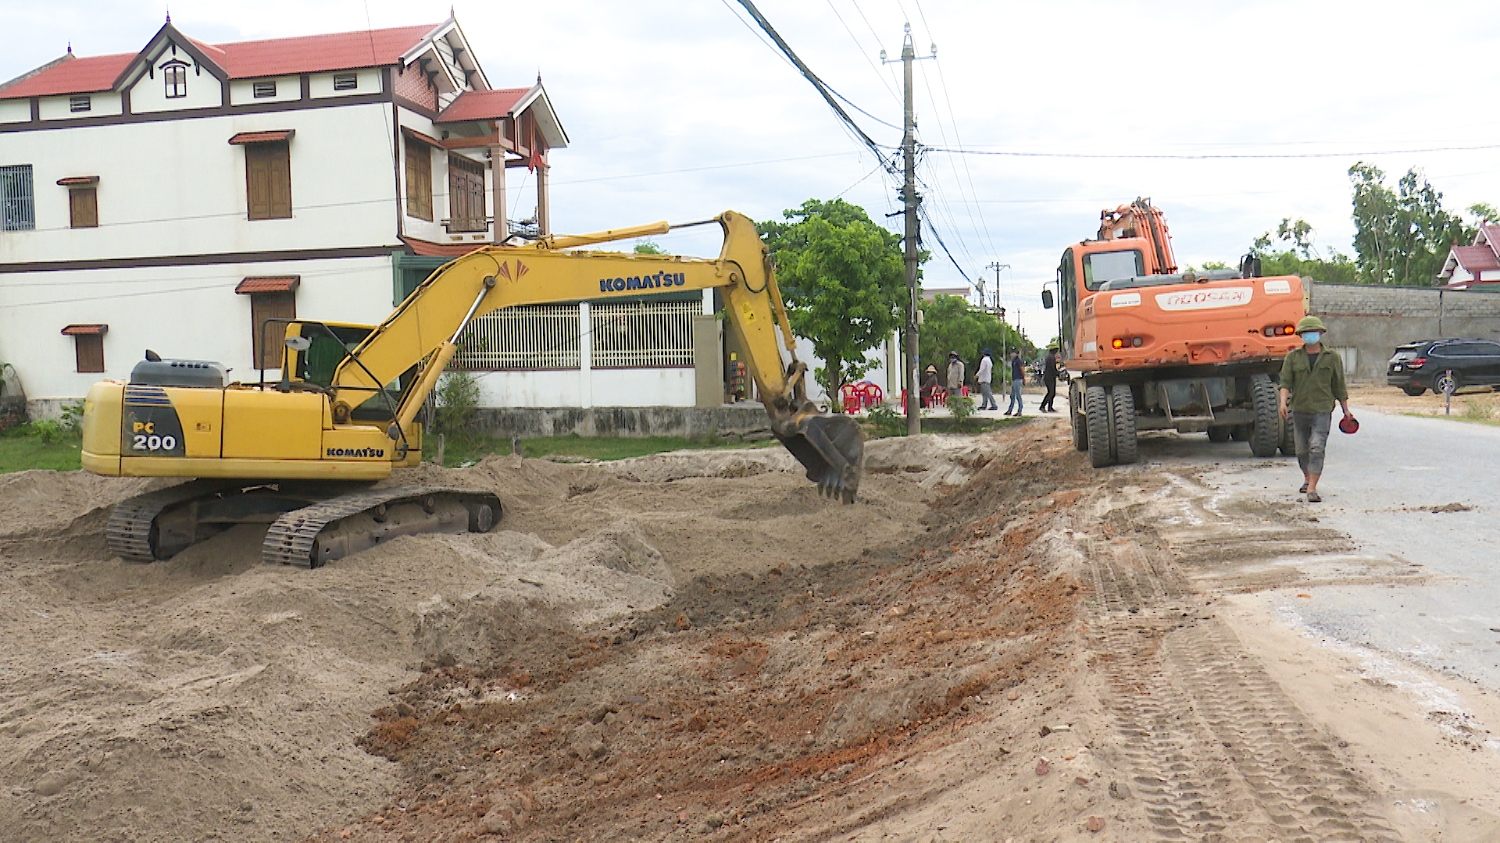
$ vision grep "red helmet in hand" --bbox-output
[1338,415,1359,434]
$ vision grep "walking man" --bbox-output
[1278,316,1354,503]
[1040,345,1060,412]
[1004,349,1025,416]
[976,348,997,410]
[945,351,965,399]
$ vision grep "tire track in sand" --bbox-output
[1084,481,1402,841]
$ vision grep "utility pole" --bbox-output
[883,25,930,436]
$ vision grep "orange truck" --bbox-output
[1042,198,1305,467]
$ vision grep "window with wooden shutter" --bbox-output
[61,325,108,373]
[75,335,105,373]
[68,186,98,228]
[250,291,297,369]
[405,137,433,221]
[448,154,486,232]
[245,141,292,220]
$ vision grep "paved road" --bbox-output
[1152,407,1500,693]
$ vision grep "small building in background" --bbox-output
[1437,223,1500,290]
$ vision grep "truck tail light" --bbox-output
[1263,324,1296,337]
[1112,338,1125,349]
[1110,337,1144,349]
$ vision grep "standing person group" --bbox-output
[1278,316,1355,503]
[1038,345,1060,413]
[975,348,997,410]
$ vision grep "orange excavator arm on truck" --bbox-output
[1098,197,1177,275]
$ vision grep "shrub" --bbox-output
[59,399,85,435]
[435,370,482,435]
[946,393,976,427]
[865,404,905,437]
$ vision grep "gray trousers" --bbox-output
[978,382,995,409]
[1292,411,1332,475]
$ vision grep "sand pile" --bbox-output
[0,432,1005,843]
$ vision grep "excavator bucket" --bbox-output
[775,412,864,504]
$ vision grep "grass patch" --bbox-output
[0,430,83,473]
[438,433,777,466]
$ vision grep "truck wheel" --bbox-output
[1085,385,1114,468]
[1248,374,1280,458]
[1207,426,1231,443]
[1110,385,1139,464]
[1069,385,1087,452]
[1279,416,1296,456]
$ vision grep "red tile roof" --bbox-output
[212,25,437,79]
[235,276,300,294]
[1452,245,1500,274]
[56,176,100,186]
[1,53,135,98]
[436,88,530,124]
[0,24,439,100]
[401,236,483,258]
[228,129,295,145]
[61,324,109,335]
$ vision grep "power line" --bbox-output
[729,0,897,172]
[917,205,975,293]
[823,0,900,104]
[925,142,1500,160]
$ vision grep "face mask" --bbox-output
[1301,331,1322,345]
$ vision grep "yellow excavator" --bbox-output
[80,211,864,567]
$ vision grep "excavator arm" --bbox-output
[1098,197,1177,275]
[328,211,862,502]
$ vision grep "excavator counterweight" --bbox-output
[81,211,864,567]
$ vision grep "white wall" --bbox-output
[0,103,400,264]
[39,93,123,121]
[309,69,383,99]
[792,334,898,404]
[471,368,695,409]
[0,99,29,124]
[0,256,394,400]
[227,76,301,106]
[128,52,224,113]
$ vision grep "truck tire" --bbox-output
[1110,384,1139,464]
[1248,374,1280,458]
[1279,415,1296,456]
[1207,426,1231,443]
[1085,385,1114,468]
[1069,385,1088,452]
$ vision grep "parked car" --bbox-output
[1386,338,1500,395]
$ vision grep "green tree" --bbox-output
[759,199,907,404]
[917,294,1032,377]
[1348,162,1476,286]
[633,239,665,255]
[1250,217,1359,284]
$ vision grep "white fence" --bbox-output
[590,300,699,368]
[453,300,699,371]
[455,304,581,370]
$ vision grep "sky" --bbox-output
[4,0,1499,344]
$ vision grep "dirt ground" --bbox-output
[1348,382,1500,421]
[2,419,1497,841]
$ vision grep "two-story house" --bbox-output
[0,16,739,421]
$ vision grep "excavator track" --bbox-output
[261,484,503,568]
[106,479,241,563]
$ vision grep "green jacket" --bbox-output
[1279,346,1348,413]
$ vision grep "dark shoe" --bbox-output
[1306,492,1321,503]
[1299,483,1308,494]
